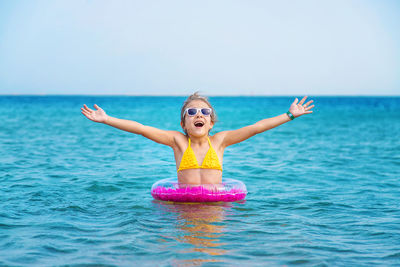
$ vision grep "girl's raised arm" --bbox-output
[217,96,314,148]
[81,104,179,147]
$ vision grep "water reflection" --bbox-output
[154,201,234,266]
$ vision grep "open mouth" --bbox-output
[194,121,204,128]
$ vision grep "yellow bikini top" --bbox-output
[177,137,222,172]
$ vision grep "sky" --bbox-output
[0,0,399,96]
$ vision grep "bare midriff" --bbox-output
[177,168,222,184]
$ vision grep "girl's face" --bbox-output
[181,100,214,137]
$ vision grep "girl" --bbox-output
[81,93,314,185]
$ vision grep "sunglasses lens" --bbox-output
[187,108,198,116]
[201,108,211,116]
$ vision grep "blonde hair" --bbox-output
[180,92,217,134]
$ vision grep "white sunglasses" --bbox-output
[184,108,212,117]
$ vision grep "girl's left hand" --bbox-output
[289,96,314,118]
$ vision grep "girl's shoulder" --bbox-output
[171,131,188,151]
[210,132,224,142]
[210,132,227,149]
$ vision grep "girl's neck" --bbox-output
[188,135,209,145]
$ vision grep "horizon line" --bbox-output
[0,93,399,97]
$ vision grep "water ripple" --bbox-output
[1,96,399,266]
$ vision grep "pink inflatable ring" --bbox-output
[151,178,247,202]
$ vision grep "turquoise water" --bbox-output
[1,96,399,266]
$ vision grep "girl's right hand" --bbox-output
[81,104,109,123]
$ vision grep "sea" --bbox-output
[0,96,399,266]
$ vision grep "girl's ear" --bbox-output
[180,121,185,131]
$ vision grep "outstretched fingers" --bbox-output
[83,104,94,112]
[298,96,308,105]
[81,108,91,119]
[289,96,315,116]
[81,104,95,119]
[304,100,313,108]
[305,104,314,111]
